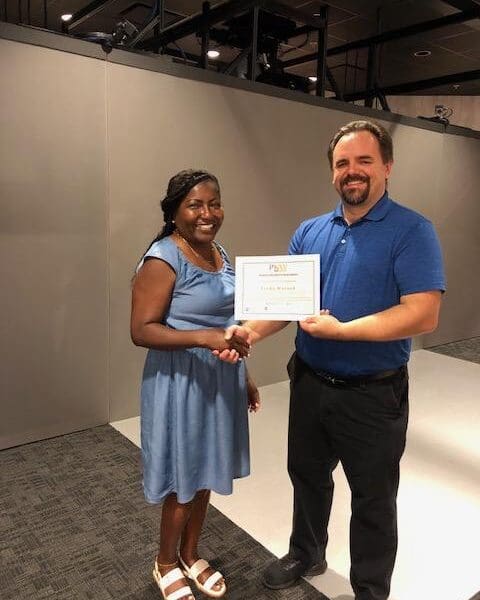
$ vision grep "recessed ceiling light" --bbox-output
[207,49,220,59]
[61,13,73,21]
[309,76,317,82]
[414,50,431,57]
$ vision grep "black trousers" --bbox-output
[287,353,409,600]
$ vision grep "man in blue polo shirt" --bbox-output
[223,119,445,600]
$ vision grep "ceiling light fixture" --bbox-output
[414,50,431,57]
[207,49,220,59]
[61,13,73,21]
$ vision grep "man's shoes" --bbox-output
[262,554,328,590]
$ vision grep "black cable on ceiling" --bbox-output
[349,48,362,105]
[280,32,311,57]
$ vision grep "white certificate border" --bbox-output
[234,254,320,321]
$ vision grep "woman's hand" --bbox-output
[247,376,260,413]
[213,325,254,363]
[202,328,250,358]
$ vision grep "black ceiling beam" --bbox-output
[249,5,260,81]
[441,0,479,11]
[129,11,175,46]
[364,7,382,108]
[199,1,211,69]
[315,4,328,96]
[281,7,480,68]
[136,0,326,51]
[137,0,261,50]
[343,68,480,101]
[163,47,202,64]
[67,0,118,31]
[377,90,390,112]
[326,66,343,100]
[222,44,252,75]
[163,46,228,69]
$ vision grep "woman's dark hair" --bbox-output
[327,120,393,168]
[144,169,220,252]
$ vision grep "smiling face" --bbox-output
[332,130,393,212]
[174,180,224,246]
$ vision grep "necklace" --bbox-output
[174,232,218,269]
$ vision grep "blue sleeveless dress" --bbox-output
[138,236,250,504]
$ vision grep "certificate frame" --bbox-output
[234,254,320,321]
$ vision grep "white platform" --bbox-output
[111,350,480,600]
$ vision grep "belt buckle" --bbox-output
[326,373,346,385]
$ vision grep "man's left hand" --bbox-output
[299,309,343,339]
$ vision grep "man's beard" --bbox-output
[340,174,370,206]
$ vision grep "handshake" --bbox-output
[210,309,338,362]
[211,324,256,363]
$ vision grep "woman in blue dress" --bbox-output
[131,170,259,600]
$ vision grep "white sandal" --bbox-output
[152,560,194,600]
[178,555,226,598]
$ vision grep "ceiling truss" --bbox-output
[9,0,480,112]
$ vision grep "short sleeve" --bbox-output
[394,220,446,296]
[136,238,180,274]
[288,223,304,255]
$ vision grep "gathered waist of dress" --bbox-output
[147,345,241,364]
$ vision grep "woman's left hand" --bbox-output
[247,378,260,413]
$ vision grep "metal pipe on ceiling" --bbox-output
[344,68,480,101]
[315,4,328,97]
[67,0,119,31]
[199,1,211,69]
[249,5,259,81]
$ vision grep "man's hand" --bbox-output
[205,328,250,360]
[212,320,289,362]
[213,325,254,363]
[300,291,442,342]
[225,324,255,344]
[298,309,343,339]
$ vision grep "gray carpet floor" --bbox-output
[0,425,327,600]
[3,337,478,600]
[427,336,480,364]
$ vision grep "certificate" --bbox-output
[234,254,320,321]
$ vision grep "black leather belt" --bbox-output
[313,365,406,387]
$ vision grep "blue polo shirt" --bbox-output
[289,194,446,376]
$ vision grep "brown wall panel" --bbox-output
[425,134,480,345]
[0,39,109,448]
